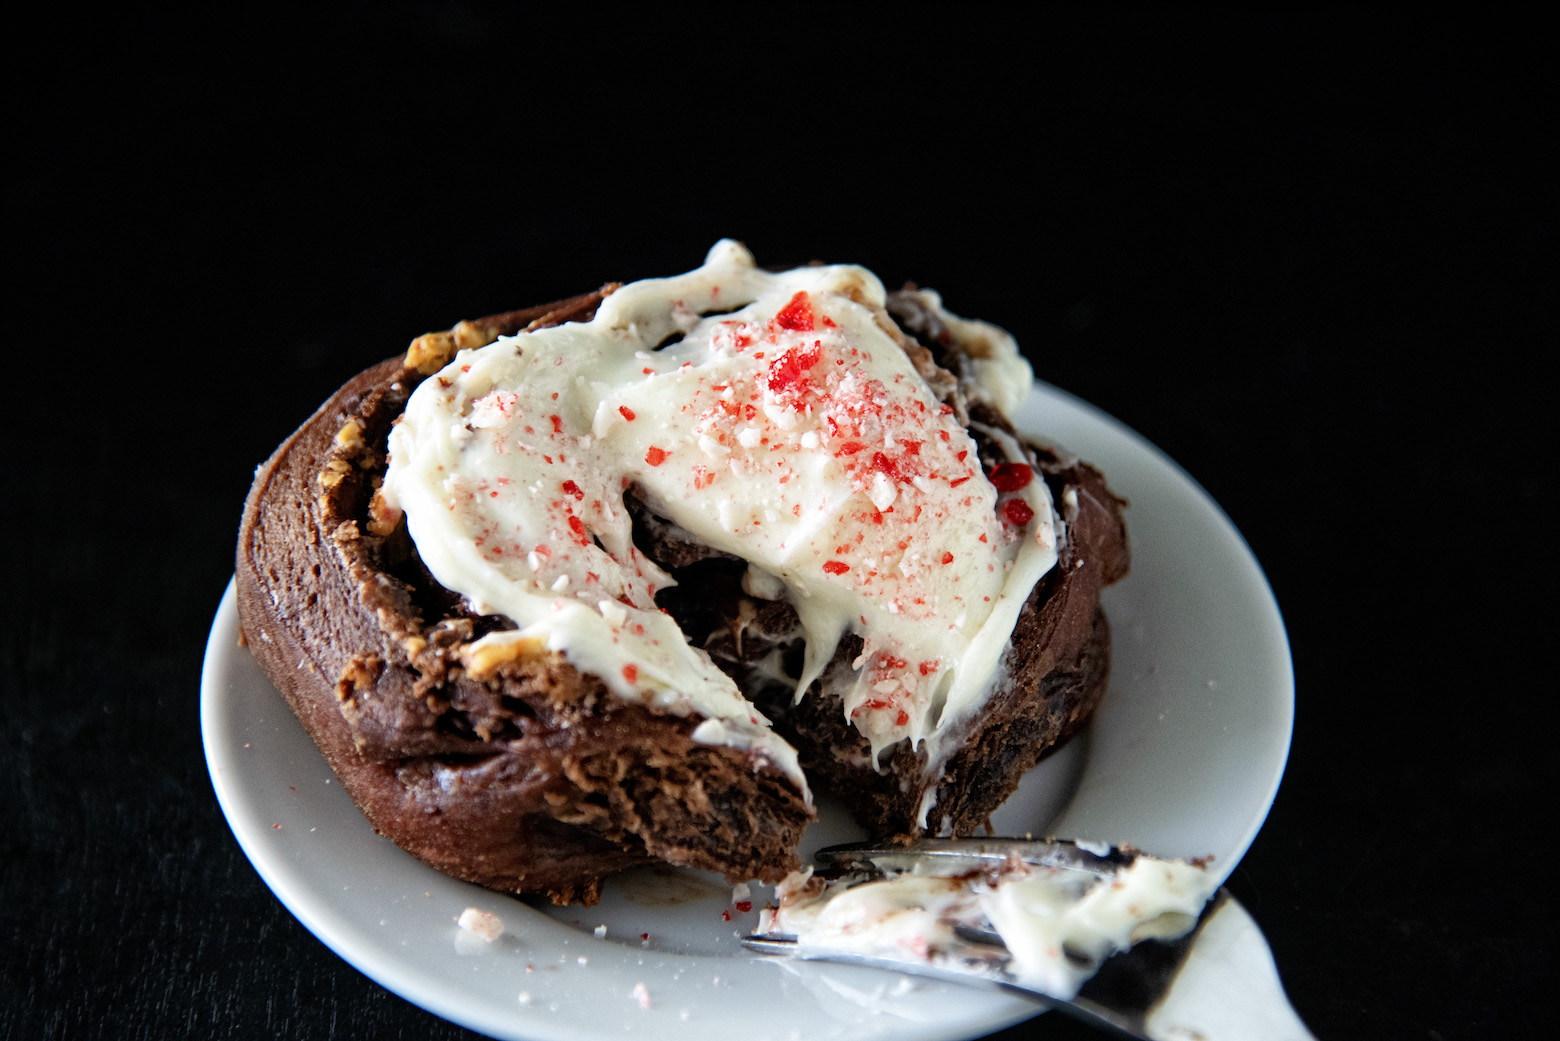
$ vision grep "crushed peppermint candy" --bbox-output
[383,240,1059,795]
[456,908,504,942]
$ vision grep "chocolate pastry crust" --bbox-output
[775,448,1127,839]
[237,290,812,906]
[670,290,1130,840]
[236,280,1127,905]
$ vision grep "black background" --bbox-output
[4,7,1552,1040]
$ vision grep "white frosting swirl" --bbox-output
[383,241,1057,797]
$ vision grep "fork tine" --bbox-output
[740,935,799,955]
[813,837,1025,873]
[742,933,1034,997]
[951,922,1006,948]
[814,837,1133,875]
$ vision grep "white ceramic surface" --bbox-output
[202,381,1293,1041]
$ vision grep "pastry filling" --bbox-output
[382,241,1058,798]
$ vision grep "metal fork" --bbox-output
[743,839,1315,1041]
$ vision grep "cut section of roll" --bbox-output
[235,243,1128,904]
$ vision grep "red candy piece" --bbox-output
[773,290,815,331]
[988,462,1033,492]
[766,342,822,396]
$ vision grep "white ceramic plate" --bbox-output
[203,381,1293,1041]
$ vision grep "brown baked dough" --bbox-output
[237,290,812,906]
[772,446,1127,838]
[236,281,1127,905]
[659,290,1130,839]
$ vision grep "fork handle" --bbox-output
[1126,894,1315,1041]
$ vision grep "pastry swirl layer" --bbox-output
[236,249,1127,903]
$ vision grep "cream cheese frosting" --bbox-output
[382,241,1056,795]
[760,850,1215,1000]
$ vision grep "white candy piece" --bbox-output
[456,908,504,942]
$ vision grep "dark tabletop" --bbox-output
[4,9,1551,1040]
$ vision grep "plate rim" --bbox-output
[202,380,1294,1041]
